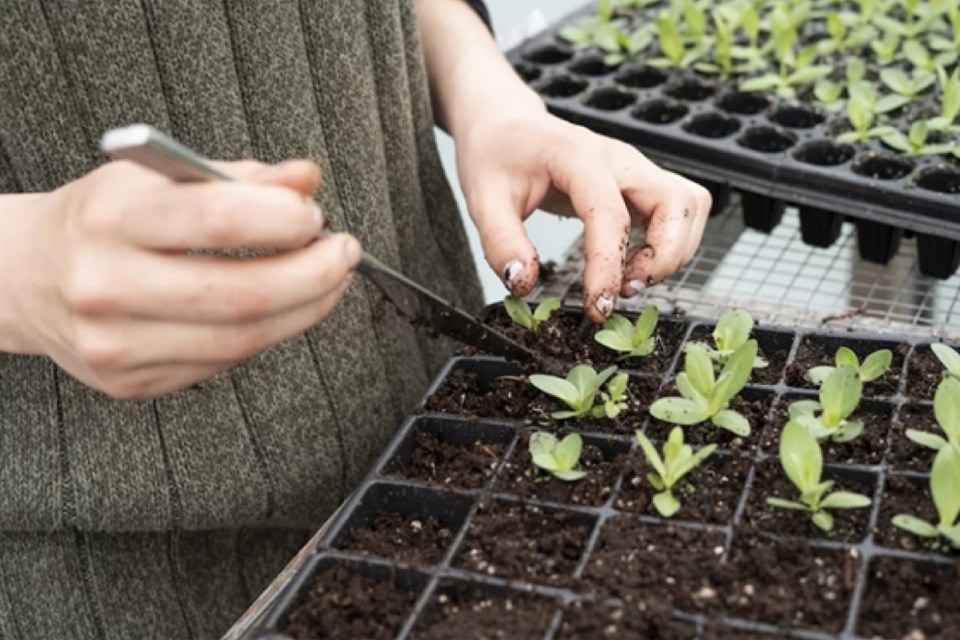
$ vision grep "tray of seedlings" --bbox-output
[505,0,960,277]
[252,296,960,639]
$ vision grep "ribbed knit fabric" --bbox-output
[0,1,483,638]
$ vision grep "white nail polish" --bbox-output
[503,260,523,287]
[595,293,614,318]
[624,280,645,297]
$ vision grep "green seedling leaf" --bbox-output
[711,339,758,408]
[934,376,960,443]
[636,428,715,518]
[860,350,893,381]
[712,409,750,436]
[893,444,960,547]
[892,514,941,537]
[599,372,630,419]
[595,307,659,359]
[533,298,562,323]
[740,74,782,92]
[530,365,618,420]
[812,511,835,531]
[529,431,587,482]
[905,429,948,450]
[766,497,809,510]
[931,343,960,378]
[504,295,536,329]
[650,397,711,425]
[653,492,681,517]
[820,365,862,426]
[686,343,716,398]
[714,310,753,354]
[815,80,843,105]
[530,375,581,410]
[820,492,872,509]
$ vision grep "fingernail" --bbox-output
[503,260,523,289]
[595,293,614,318]
[342,237,362,265]
[623,279,645,298]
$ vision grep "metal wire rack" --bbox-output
[536,197,960,341]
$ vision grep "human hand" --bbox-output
[0,160,360,399]
[456,109,711,324]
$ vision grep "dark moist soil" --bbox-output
[701,627,779,639]
[393,430,504,489]
[454,499,591,586]
[785,338,907,397]
[742,460,874,543]
[857,557,960,639]
[484,306,594,362]
[558,600,697,639]
[644,387,775,453]
[761,398,893,465]
[583,516,727,608]
[615,451,750,524]
[280,564,419,639]
[584,318,689,374]
[691,531,860,634]
[873,474,960,555]
[493,432,626,507]
[410,581,556,640]
[905,344,949,400]
[886,403,939,472]
[337,512,455,565]
[687,326,790,386]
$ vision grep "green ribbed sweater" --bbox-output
[0,1,483,638]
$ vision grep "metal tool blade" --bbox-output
[100,124,536,362]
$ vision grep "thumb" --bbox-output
[468,184,540,297]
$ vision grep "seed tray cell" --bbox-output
[505,4,960,278]
[253,304,959,639]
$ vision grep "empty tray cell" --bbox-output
[583,313,689,373]
[453,499,596,586]
[522,43,573,65]
[767,104,825,129]
[740,193,786,233]
[798,206,844,248]
[886,403,938,473]
[380,417,514,490]
[422,357,534,420]
[786,333,906,396]
[792,140,855,166]
[763,394,895,466]
[736,126,797,153]
[632,98,689,124]
[481,303,590,362]
[583,516,726,608]
[512,63,541,83]
[493,431,630,507]
[743,460,876,543]
[715,90,770,115]
[685,324,795,386]
[558,600,698,639]
[663,76,715,101]
[328,483,472,565]
[905,342,955,400]
[851,153,915,180]
[569,54,618,77]
[410,579,558,640]
[614,64,668,89]
[915,165,960,194]
[917,233,960,279]
[583,86,636,111]
[535,75,587,99]
[855,219,904,264]
[682,111,741,138]
[857,557,960,639]
[872,473,958,555]
[272,556,426,640]
[615,449,751,524]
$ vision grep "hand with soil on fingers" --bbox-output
[0,159,361,399]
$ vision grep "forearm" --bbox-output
[0,193,47,354]
[416,0,545,139]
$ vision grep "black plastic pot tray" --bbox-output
[252,305,958,639]
[505,4,960,278]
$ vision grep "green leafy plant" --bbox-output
[814,59,866,112]
[805,346,893,386]
[599,372,630,419]
[873,0,943,38]
[869,30,900,65]
[928,67,960,133]
[635,427,717,517]
[906,376,960,450]
[649,339,757,436]
[530,365,626,420]
[931,342,960,381]
[529,431,587,481]
[648,11,709,69]
[880,68,936,100]
[594,306,659,360]
[789,364,864,442]
[902,40,958,77]
[880,120,955,156]
[929,7,960,51]
[767,421,872,532]
[686,309,767,370]
[892,443,960,547]
[816,11,877,55]
[835,83,903,143]
[504,295,561,330]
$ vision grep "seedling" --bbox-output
[529,432,587,481]
[880,120,955,156]
[649,339,757,436]
[789,364,864,442]
[685,309,767,370]
[932,343,960,381]
[739,44,832,99]
[648,11,709,69]
[906,376,960,450]
[902,40,958,77]
[879,68,936,100]
[594,306,659,360]
[814,60,867,112]
[805,346,892,386]
[928,67,960,133]
[835,84,902,144]
[929,7,960,51]
[767,421,871,532]
[817,12,876,55]
[530,365,626,420]
[869,30,900,65]
[599,372,630,419]
[635,427,717,517]
[893,444,960,548]
[504,295,561,330]
[873,0,943,38]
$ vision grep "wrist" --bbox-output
[0,192,52,354]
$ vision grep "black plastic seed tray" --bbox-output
[505,3,960,278]
[252,304,959,639]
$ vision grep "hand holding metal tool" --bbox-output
[100,125,535,362]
